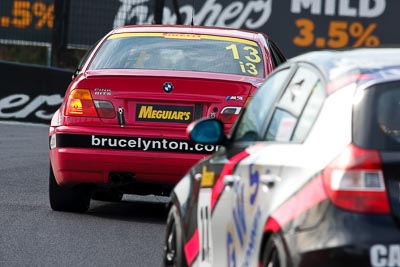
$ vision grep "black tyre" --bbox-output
[261,234,287,267]
[91,189,123,202]
[49,164,91,212]
[163,204,187,267]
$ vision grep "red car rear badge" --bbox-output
[94,88,112,96]
[163,82,173,93]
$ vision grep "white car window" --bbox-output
[278,67,319,117]
[292,80,325,142]
[265,65,323,142]
[232,68,291,142]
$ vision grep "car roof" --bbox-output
[288,48,400,84]
[109,24,265,42]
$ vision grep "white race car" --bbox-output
[163,48,400,267]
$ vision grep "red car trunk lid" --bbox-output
[85,69,258,128]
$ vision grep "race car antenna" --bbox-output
[191,0,195,26]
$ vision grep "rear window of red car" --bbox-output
[88,32,265,77]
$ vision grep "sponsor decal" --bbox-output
[211,144,265,211]
[108,32,258,46]
[53,133,218,154]
[370,244,400,267]
[163,33,201,40]
[94,88,112,96]
[232,181,247,248]
[196,146,265,266]
[197,188,213,264]
[226,164,261,267]
[200,166,215,187]
[242,207,261,267]
[227,230,236,267]
[136,104,193,123]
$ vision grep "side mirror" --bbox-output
[187,118,226,145]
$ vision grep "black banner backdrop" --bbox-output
[0,61,72,125]
[0,0,398,124]
[0,0,54,45]
[111,0,395,58]
[0,0,397,57]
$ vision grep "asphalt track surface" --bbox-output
[0,122,169,266]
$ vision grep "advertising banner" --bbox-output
[108,0,397,57]
[0,61,72,125]
[0,0,54,45]
[0,0,397,57]
[0,0,398,124]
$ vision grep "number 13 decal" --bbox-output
[243,46,261,63]
[226,44,261,76]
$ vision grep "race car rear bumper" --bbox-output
[49,126,212,190]
[50,147,200,184]
[284,203,400,267]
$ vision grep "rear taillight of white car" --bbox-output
[65,89,116,118]
[322,144,390,214]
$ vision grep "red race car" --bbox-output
[48,25,286,212]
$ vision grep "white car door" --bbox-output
[228,146,283,267]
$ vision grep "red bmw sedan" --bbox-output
[48,25,286,212]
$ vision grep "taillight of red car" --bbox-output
[65,89,116,118]
[322,144,390,214]
[218,107,242,124]
[218,97,252,124]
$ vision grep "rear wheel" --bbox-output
[163,204,186,267]
[261,234,287,267]
[49,164,91,212]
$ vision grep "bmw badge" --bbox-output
[163,82,173,93]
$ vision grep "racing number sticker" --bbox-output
[226,44,261,76]
[198,189,213,266]
[244,46,262,63]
